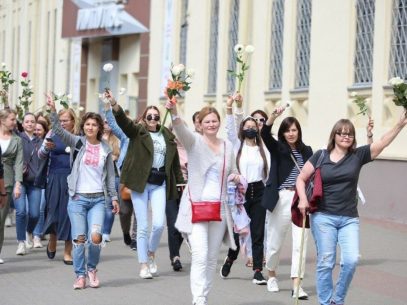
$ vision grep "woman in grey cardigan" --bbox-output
[0,108,23,263]
[167,101,240,305]
[47,95,119,289]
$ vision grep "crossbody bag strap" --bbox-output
[291,149,325,174]
[188,141,226,202]
[290,153,302,172]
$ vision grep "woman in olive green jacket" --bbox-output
[106,91,184,279]
[0,108,23,262]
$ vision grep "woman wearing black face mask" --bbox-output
[221,94,271,285]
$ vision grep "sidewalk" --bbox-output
[0,216,406,305]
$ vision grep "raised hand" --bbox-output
[46,93,56,112]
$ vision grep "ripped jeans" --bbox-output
[310,212,360,305]
[68,194,105,277]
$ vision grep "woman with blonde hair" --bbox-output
[0,108,23,263]
[39,108,80,264]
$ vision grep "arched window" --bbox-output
[226,0,240,93]
[269,0,285,90]
[389,0,407,80]
[207,0,219,94]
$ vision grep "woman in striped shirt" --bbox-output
[260,107,313,300]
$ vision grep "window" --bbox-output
[354,0,375,85]
[269,0,285,90]
[294,0,312,89]
[389,0,407,80]
[207,0,219,94]
[226,0,240,93]
[179,0,189,65]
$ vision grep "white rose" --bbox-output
[79,106,84,111]
[65,146,71,153]
[389,77,404,86]
[28,97,32,102]
[103,63,114,72]
[1,62,6,68]
[245,45,255,54]
[186,68,195,78]
[171,64,185,76]
[67,94,73,100]
[234,44,244,54]
[119,87,126,95]
[29,85,33,90]
[351,91,358,97]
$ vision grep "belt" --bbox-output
[280,187,296,191]
[77,192,104,198]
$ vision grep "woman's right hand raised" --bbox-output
[165,96,177,111]
[46,93,56,112]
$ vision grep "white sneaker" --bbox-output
[292,286,309,300]
[25,233,33,249]
[16,242,26,255]
[148,256,158,276]
[33,236,43,248]
[0,257,4,264]
[139,267,153,279]
[102,234,111,242]
[267,277,279,292]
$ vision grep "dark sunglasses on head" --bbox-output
[255,118,266,123]
[146,114,160,121]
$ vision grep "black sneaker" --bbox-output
[130,239,137,251]
[123,233,131,246]
[252,270,267,285]
[172,259,183,271]
[220,257,233,278]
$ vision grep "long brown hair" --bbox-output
[58,108,80,135]
[236,117,268,179]
[327,119,357,153]
[277,117,304,150]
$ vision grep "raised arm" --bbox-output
[104,104,128,142]
[366,116,374,144]
[260,106,285,153]
[370,110,407,159]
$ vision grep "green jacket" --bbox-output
[113,106,184,200]
[1,132,23,192]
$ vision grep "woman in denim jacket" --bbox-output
[47,95,119,289]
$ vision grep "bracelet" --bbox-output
[367,133,373,138]
[226,106,233,109]
[235,111,244,115]
[110,101,117,107]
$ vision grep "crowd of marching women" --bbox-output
[0,90,406,305]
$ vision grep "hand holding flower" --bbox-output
[165,96,177,110]
[46,93,56,112]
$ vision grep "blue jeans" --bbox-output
[14,184,42,241]
[33,189,46,237]
[311,212,360,305]
[131,182,166,263]
[67,194,105,277]
[103,177,119,236]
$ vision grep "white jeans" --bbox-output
[189,219,227,305]
[265,189,309,278]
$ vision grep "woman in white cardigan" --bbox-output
[167,101,240,305]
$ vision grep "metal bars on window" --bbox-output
[354,0,375,85]
[227,0,240,93]
[294,0,312,89]
[179,0,189,65]
[207,0,219,94]
[389,0,407,80]
[269,0,285,90]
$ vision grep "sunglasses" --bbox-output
[146,114,160,121]
[255,118,266,123]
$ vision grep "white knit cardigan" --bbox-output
[173,122,237,250]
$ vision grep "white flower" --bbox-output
[1,62,5,68]
[234,44,244,54]
[389,77,404,86]
[351,91,358,97]
[67,94,73,100]
[186,68,195,78]
[65,146,71,153]
[29,85,33,90]
[98,93,104,99]
[284,101,292,109]
[245,45,255,54]
[78,106,84,111]
[171,64,185,76]
[119,87,126,95]
[103,63,114,72]
[27,97,32,102]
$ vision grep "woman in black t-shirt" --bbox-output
[296,110,407,305]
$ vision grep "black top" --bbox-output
[260,123,313,212]
[309,145,372,217]
[0,146,3,179]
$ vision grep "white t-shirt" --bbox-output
[0,138,11,154]
[201,154,222,201]
[76,142,108,193]
[149,131,166,169]
[239,144,264,183]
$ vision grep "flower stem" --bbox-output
[159,109,170,133]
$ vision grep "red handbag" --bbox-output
[291,150,325,228]
[190,142,226,223]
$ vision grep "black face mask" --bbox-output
[243,128,257,139]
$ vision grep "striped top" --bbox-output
[279,149,303,189]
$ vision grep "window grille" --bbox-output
[269,0,285,90]
[294,0,312,89]
[179,0,189,65]
[354,0,375,85]
[226,0,240,93]
[207,0,219,94]
[389,0,407,80]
